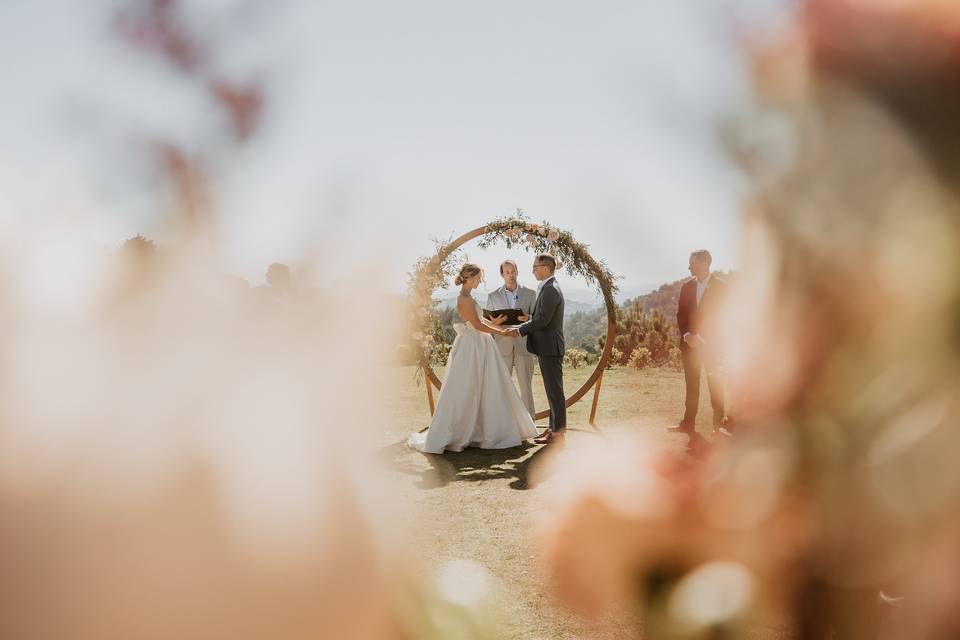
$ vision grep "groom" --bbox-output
[507,254,566,445]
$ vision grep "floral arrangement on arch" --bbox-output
[478,211,619,310]
[406,240,464,371]
[407,210,619,376]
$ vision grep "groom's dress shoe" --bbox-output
[534,430,565,445]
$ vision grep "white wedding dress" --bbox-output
[408,300,538,454]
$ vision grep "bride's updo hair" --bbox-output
[454,263,482,286]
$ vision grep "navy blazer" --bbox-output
[518,277,565,357]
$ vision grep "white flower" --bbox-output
[437,559,492,608]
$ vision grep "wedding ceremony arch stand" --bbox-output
[414,221,618,431]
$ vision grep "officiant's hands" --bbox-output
[489,314,508,325]
[518,314,529,322]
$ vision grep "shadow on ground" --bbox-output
[380,440,560,490]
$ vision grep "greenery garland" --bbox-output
[477,211,620,310]
[406,239,465,372]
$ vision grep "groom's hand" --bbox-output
[505,328,520,337]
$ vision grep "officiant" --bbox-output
[486,260,537,418]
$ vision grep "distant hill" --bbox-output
[397,272,736,365]
[564,299,599,314]
[623,271,736,315]
[623,279,686,315]
[433,280,666,313]
[424,272,733,317]
[437,294,600,316]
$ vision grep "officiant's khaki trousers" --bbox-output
[495,336,536,418]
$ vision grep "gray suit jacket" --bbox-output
[518,277,565,357]
[486,285,536,356]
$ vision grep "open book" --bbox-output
[482,308,526,326]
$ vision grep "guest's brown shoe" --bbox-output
[666,423,694,434]
[534,430,565,445]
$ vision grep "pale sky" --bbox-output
[0,0,789,300]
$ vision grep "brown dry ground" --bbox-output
[378,365,791,639]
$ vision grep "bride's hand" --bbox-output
[490,314,508,325]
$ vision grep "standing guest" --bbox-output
[668,250,728,436]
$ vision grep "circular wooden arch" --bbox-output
[419,225,618,422]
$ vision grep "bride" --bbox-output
[408,263,538,453]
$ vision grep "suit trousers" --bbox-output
[537,355,566,432]
[681,347,725,428]
[495,340,536,418]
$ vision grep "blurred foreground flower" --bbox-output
[537,2,960,638]
[0,232,419,640]
[399,560,503,640]
[537,435,811,638]
[728,0,960,637]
